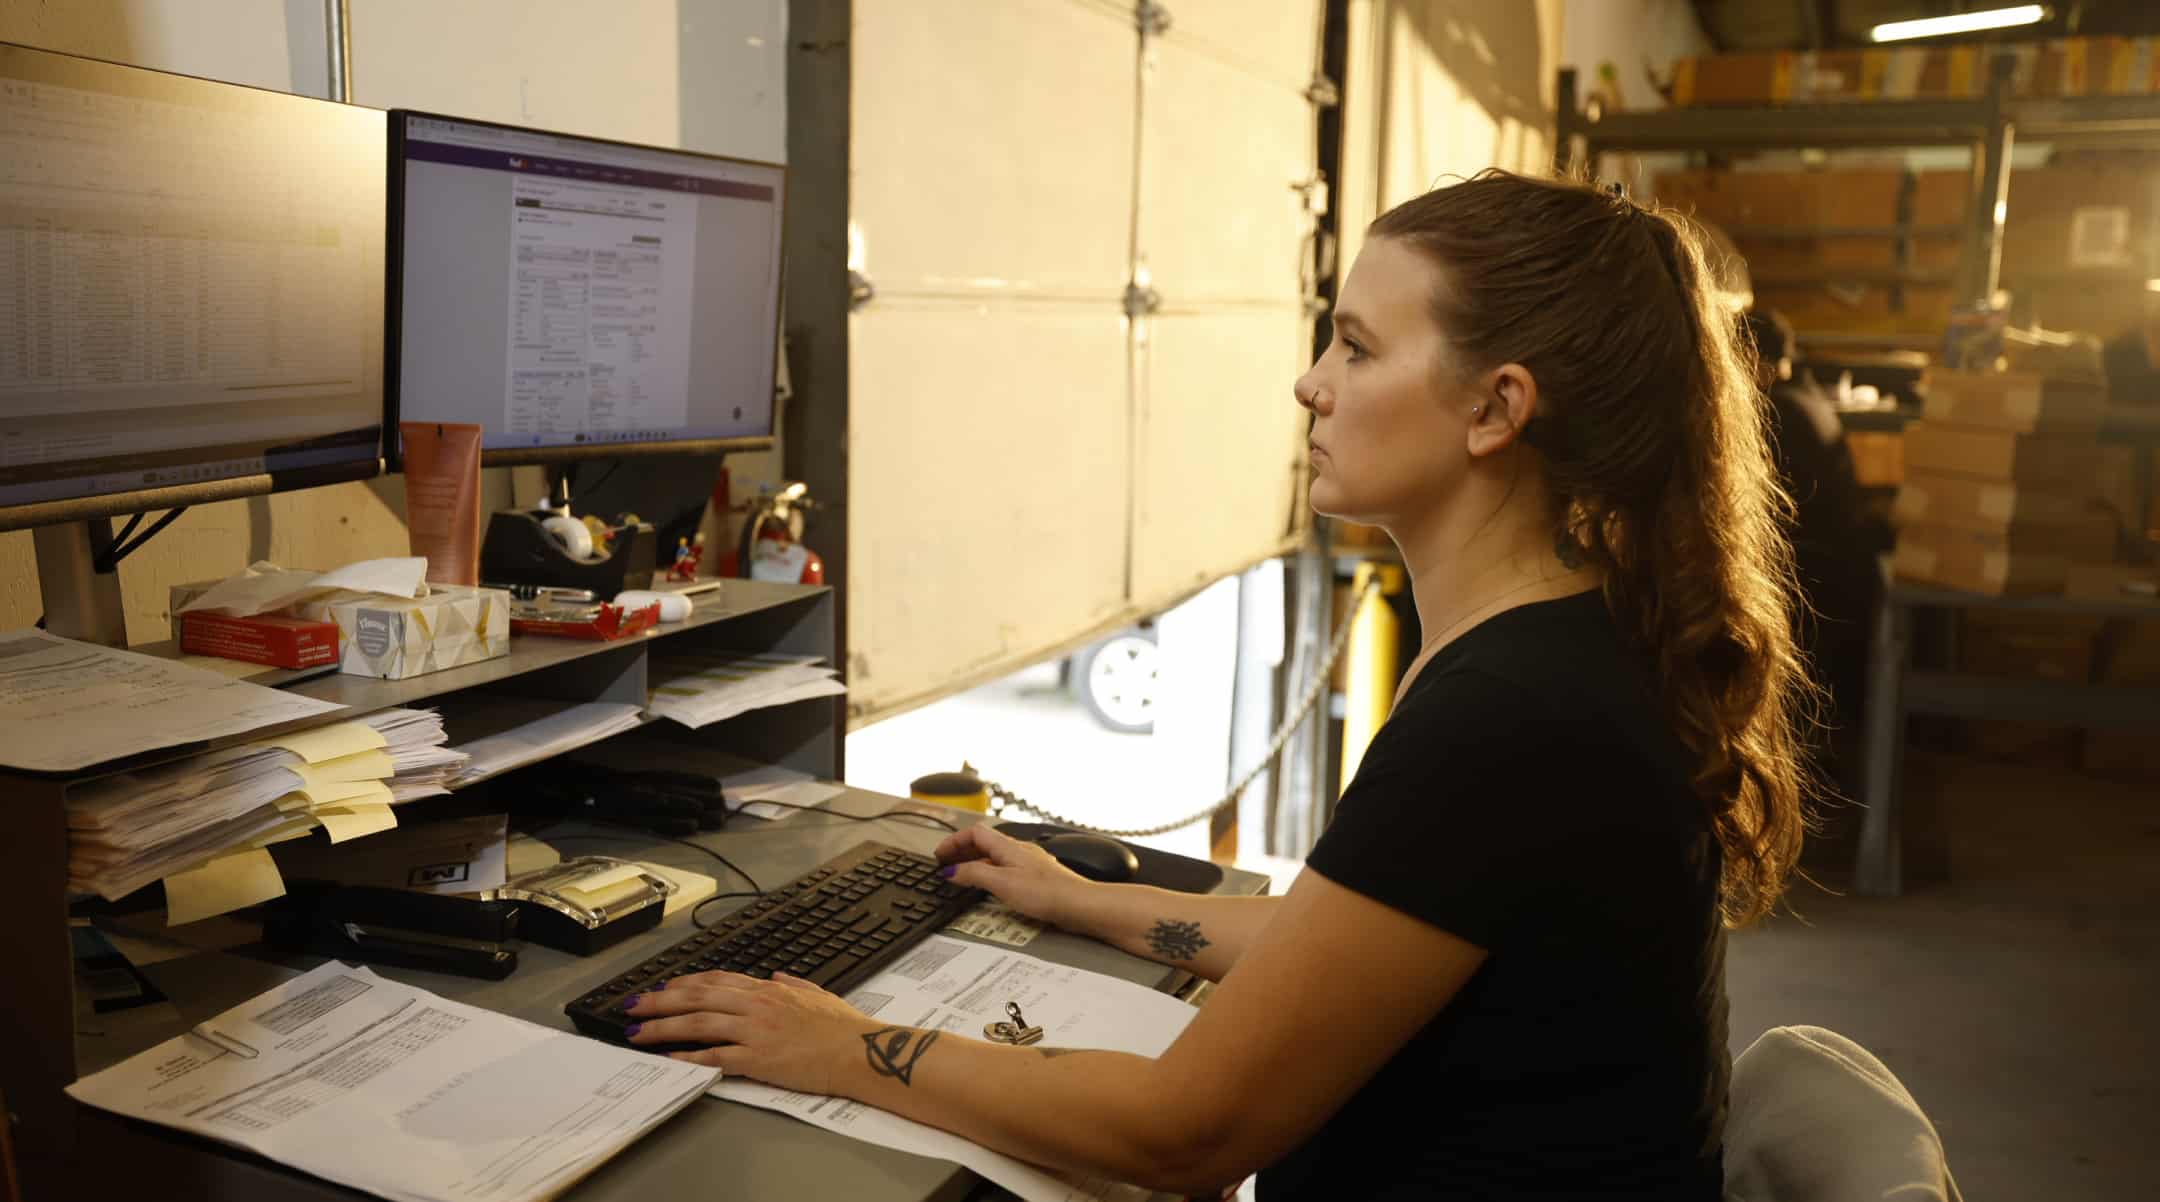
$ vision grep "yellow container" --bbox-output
[910,770,990,814]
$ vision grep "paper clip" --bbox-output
[983,1001,1044,1046]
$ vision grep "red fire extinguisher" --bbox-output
[740,482,824,585]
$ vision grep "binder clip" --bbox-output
[983,1001,1044,1046]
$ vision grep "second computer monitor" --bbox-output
[389,112,784,461]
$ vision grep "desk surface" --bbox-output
[89,788,1273,1202]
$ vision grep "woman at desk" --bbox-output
[624,172,1814,1200]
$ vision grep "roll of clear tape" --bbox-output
[542,513,595,560]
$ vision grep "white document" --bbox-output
[945,900,1048,949]
[0,630,345,773]
[68,962,718,1202]
[713,936,1198,1202]
[717,764,847,821]
[646,653,846,731]
[452,702,646,784]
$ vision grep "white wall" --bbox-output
[1338,0,1566,279]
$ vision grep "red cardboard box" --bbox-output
[179,611,341,669]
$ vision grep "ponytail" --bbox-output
[1371,171,1817,925]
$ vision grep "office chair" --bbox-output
[1724,1025,1962,1202]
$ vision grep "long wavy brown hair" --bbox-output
[1370,169,1816,926]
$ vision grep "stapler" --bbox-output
[264,882,521,980]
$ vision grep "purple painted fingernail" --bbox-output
[625,1023,642,1039]
[620,994,642,1011]
[937,865,956,879]
[653,978,667,990]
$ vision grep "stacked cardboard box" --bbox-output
[1891,369,2114,595]
[1666,37,2160,108]
[1652,167,1965,337]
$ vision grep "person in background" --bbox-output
[617,173,1818,1200]
[2101,288,2160,405]
[1742,309,1892,746]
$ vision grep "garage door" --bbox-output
[849,0,1322,723]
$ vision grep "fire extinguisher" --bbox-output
[739,482,824,584]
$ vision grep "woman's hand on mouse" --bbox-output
[933,824,1094,928]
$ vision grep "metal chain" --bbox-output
[982,576,1381,838]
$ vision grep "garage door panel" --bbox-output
[855,0,1133,298]
[1140,40,1313,304]
[848,301,1131,717]
[1158,0,1318,94]
[1130,308,1308,609]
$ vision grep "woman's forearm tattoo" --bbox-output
[862,1027,939,1086]
[1146,918,1210,961]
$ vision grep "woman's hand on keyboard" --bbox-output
[933,824,1093,929]
[624,969,873,1092]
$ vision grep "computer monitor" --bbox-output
[388,111,784,464]
[0,42,386,533]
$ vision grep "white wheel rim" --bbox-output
[1087,637,1159,728]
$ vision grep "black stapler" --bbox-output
[264,882,521,980]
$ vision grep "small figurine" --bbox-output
[667,531,705,582]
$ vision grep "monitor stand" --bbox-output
[33,520,128,647]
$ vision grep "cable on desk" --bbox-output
[733,798,961,832]
[690,890,767,929]
[538,829,762,895]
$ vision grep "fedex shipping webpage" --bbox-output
[506,173,696,436]
[398,117,783,451]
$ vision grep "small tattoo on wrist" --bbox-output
[1034,1047,1087,1059]
[862,1027,939,1087]
[1146,919,1210,961]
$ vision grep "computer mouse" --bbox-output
[1037,833,1141,884]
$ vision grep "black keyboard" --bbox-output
[564,841,983,1045]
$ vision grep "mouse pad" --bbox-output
[991,822,1226,895]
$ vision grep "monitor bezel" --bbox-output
[0,41,388,532]
[385,109,785,470]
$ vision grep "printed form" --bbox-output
[505,175,695,438]
[714,935,1201,1202]
[0,629,343,773]
[67,962,717,1202]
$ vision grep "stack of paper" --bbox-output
[645,652,846,730]
[369,707,472,800]
[66,708,465,923]
[68,961,717,1202]
[0,629,346,773]
[450,701,646,785]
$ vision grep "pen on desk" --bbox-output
[190,1023,259,1059]
[485,583,598,603]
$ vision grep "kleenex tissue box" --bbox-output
[169,581,510,680]
[295,586,510,680]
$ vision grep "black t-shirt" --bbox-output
[1258,590,1729,1202]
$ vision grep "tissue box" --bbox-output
[178,611,342,669]
[170,582,510,680]
[296,586,510,679]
